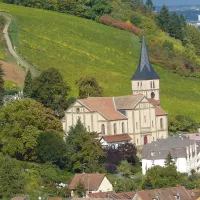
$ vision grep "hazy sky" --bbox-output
[152,0,200,6]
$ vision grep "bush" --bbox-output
[130,14,142,28]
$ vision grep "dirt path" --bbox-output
[1,12,38,77]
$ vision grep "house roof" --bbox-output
[48,198,62,200]
[114,94,144,110]
[11,197,29,200]
[68,173,107,190]
[131,36,159,81]
[148,98,160,106]
[187,189,200,200]
[136,186,192,200]
[142,136,196,160]
[88,191,135,199]
[155,106,167,116]
[79,97,127,121]
[101,134,132,143]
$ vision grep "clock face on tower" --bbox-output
[151,92,155,99]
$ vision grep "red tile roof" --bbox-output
[148,98,160,106]
[101,134,132,143]
[79,97,126,121]
[155,106,167,116]
[68,173,107,190]
[48,198,62,200]
[136,186,192,200]
[88,191,116,198]
[187,189,200,200]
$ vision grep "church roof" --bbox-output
[79,97,127,121]
[131,36,159,80]
[101,134,132,143]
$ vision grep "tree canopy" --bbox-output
[0,64,4,105]
[23,69,32,97]
[76,76,103,98]
[30,68,70,114]
[0,99,63,161]
[66,119,105,173]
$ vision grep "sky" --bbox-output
[152,0,200,6]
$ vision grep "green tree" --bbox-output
[36,131,68,168]
[146,0,155,11]
[140,165,182,189]
[30,68,70,114]
[0,64,4,105]
[130,14,142,28]
[117,160,132,178]
[164,152,175,166]
[0,99,63,161]
[0,155,25,199]
[66,119,105,173]
[156,5,170,32]
[23,69,32,97]
[76,181,86,197]
[76,77,103,98]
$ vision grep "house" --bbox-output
[188,189,200,200]
[133,186,193,200]
[62,36,168,147]
[88,191,136,199]
[142,135,198,175]
[100,134,132,148]
[68,173,113,194]
[11,196,29,200]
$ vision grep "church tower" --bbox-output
[131,35,160,101]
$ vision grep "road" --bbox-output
[1,12,38,77]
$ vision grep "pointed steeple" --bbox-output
[131,35,159,80]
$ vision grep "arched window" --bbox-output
[144,136,148,145]
[136,122,138,130]
[153,81,155,88]
[137,139,139,144]
[150,81,152,89]
[101,124,105,135]
[151,92,155,99]
[113,123,117,134]
[76,108,80,113]
[138,82,139,87]
[152,121,154,128]
[160,118,163,129]
[144,116,146,123]
[140,82,142,87]
[122,122,125,134]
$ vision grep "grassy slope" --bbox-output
[1,3,200,122]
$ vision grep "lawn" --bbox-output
[0,3,200,122]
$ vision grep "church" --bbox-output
[62,36,168,146]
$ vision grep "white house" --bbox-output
[62,36,168,147]
[68,173,113,195]
[142,136,198,175]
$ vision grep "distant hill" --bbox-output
[1,3,200,122]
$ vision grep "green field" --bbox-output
[0,3,200,122]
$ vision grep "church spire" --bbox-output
[131,35,159,80]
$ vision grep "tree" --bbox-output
[30,68,70,114]
[156,5,170,32]
[130,14,142,28]
[146,0,155,11]
[0,99,63,161]
[0,64,4,105]
[23,69,32,97]
[0,155,25,199]
[76,181,85,197]
[76,77,103,98]
[66,119,105,173]
[36,131,68,168]
[117,160,132,178]
[140,165,183,189]
[164,152,175,166]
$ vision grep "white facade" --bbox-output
[142,137,198,175]
[132,79,160,101]
[97,176,113,193]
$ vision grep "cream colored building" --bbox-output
[63,36,168,146]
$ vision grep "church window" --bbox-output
[151,92,155,99]
[101,124,105,135]
[76,108,80,113]
[136,122,138,130]
[140,82,142,87]
[144,116,146,123]
[137,82,139,87]
[160,118,163,129]
[88,126,90,132]
[150,81,152,89]
[137,139,139,144]
[113,123,117,134]
[152,121,154,128]
[153,81,155,88]
[122,122,125,133]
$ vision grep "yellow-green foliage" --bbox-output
[1,3,200,122]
